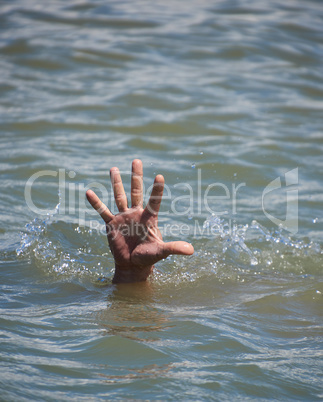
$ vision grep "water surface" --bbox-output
[1,0,322,400]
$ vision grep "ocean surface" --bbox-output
[1,0,322,400]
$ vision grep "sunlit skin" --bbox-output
[86,159,194,283]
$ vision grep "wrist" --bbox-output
[112,264,154,284]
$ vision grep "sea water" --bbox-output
[1,0,322,400]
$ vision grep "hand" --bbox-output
[86,159,194,283]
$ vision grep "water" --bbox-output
[1,0,323,400]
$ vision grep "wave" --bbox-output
[16,199,322,286]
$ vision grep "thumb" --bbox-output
[163,241,194,258]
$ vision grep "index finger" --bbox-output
[145,174,164,216]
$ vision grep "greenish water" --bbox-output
[1,0,323,400]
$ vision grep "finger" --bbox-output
[145,174,164,216]
[110,167,128,212]
[162,241,194,258]
[131,159,143,208]
[86,189,114,223]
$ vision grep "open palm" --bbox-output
[86,159,194,283]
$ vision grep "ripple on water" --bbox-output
[1,0,322,400]
[15,202,322,290]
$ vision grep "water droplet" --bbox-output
[191,163,196,169]
[312,217,318,223]
[199,151,204,155]
[97,276,109,286]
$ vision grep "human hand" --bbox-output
[86,159,194,283]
